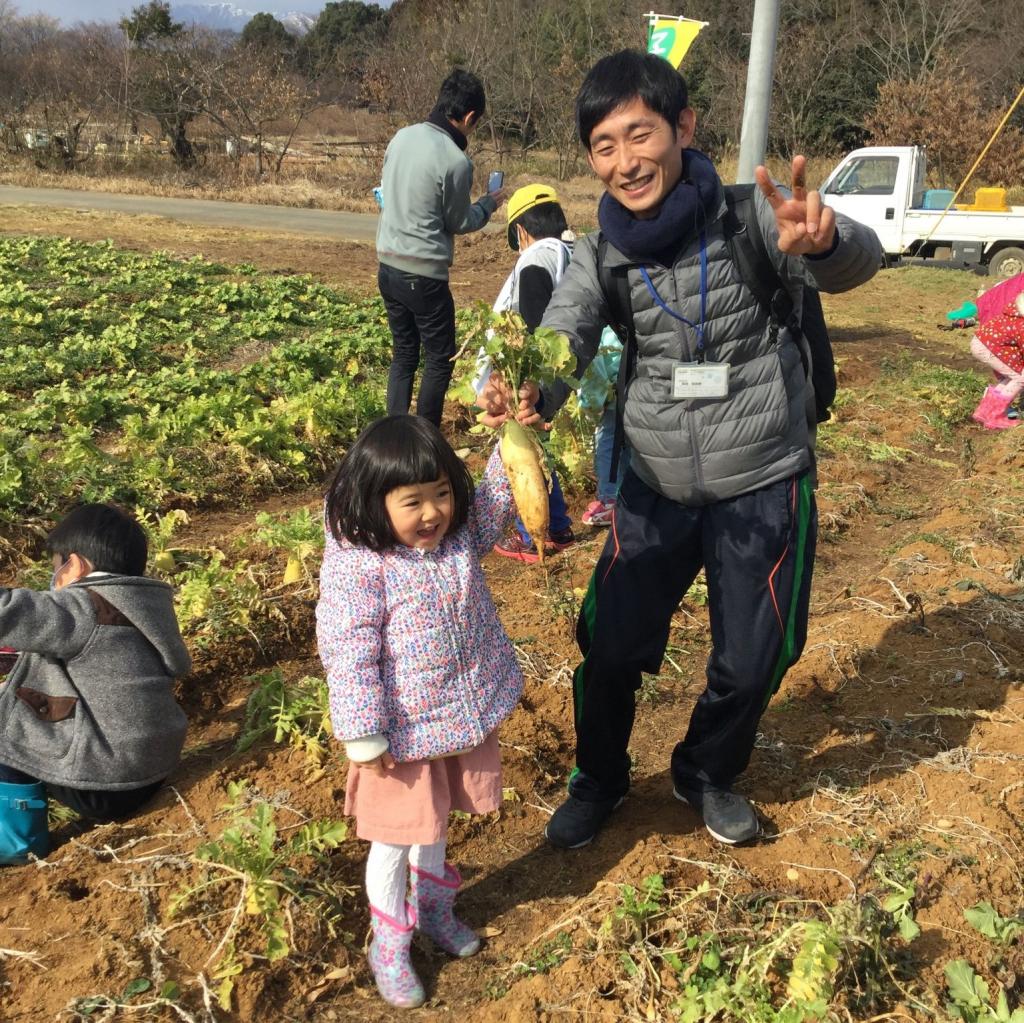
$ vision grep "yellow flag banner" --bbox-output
[646,13,708,68]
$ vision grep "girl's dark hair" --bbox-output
[325,415,474,551]
[514,202,569,242]
[576,49,689,151]
[46,503,148,576]
[436,68,486,125]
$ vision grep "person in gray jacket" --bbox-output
[0,504,191,863]
[482,50,881,850]
[377,68,507,427]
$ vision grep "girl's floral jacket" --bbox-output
[316,446,524,762]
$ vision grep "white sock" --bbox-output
[409,839,447,878]
[365,841,410,923]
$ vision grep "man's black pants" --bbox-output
[569,467,817,803]
[378,263,456,427]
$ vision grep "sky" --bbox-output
[9,1,362,24]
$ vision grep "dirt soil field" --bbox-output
[1,210,1023,1023]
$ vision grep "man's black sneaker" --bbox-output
[544,794,624,849]
[673,785,761,845]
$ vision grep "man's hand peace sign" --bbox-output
[754,155,837,257]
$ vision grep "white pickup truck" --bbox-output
[820,145,1024,278]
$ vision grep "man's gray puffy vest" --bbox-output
[540,183,882,505]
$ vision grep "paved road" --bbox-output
[0,185,381,242]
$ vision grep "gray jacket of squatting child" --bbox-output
[0,574,191,790]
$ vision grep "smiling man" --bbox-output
[484,49,881,850]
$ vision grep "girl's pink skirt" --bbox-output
[344,730,502,845]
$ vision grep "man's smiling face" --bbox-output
[586,97,696,220]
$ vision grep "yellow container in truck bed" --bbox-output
[955,186,1010,212]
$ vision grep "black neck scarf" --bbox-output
[426,106,468,151]
[597,149,721,266]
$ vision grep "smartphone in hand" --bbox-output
[487,170,504,192]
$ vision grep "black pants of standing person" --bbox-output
[378,263,456,427]
[568,466,818,804]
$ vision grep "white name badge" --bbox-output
[671,362,730,400]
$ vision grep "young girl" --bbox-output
[970,288,1024,429]
[316,415,523,1009]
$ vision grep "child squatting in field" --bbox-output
[0,504,191,863]
[315,414,523,1009]
[968,274,1024,430]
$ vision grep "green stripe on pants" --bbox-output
[573,569,599,724]
[568,569,600,787]
[764,474,814,708]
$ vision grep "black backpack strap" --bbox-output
[723,184,798,339]
[723,184,836,423]
[596,232,636,482]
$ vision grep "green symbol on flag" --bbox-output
[649,26,676,58]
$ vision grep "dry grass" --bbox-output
[0,150,385,212]
[6,142,1017,238]
[0,147,877,231]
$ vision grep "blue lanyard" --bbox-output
[638,232,708,358]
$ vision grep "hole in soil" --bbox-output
[54,879,90,901]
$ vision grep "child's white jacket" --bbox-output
[316,447,524,762]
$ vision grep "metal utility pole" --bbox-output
[736,0,780,183]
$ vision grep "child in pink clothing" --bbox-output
[970,290,1024,430]
[316,414,523,1009]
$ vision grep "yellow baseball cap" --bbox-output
[507,184,560,250]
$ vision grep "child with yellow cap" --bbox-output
[483,184,579,563]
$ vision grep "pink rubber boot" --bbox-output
[409,863,481,957]
[367,904,425,1008]
[971,387,1021,430]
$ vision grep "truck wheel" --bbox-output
[989,247,1024,279]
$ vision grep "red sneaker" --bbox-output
[581,500,615,526]
[493,529,576,563]
[493,531,542,564]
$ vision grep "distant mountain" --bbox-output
[172,3,318,35]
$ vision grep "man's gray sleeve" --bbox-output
[751,188,882,294]
[538,235,611,415]
[443,160,496,235]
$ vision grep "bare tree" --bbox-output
[120,2,205,167]
[768,0,871,157]
[197,40,321,176]
[362,0,646,179]
[863,0,975,82]
[0,0,16,39]
[865,62,1024,186]
[22,24,118,169]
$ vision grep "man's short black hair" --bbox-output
[325,415,474,552]
[576,49,689,151]
[46,503,148,576]
[436,68,486,125]
[514,202,569,242]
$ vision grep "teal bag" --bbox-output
[578,327,623,412]
[0,781,49,864]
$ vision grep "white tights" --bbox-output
[365,840,447,923]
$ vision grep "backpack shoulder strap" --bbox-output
[596,232,633,343]
[723,184,796,330]
[595,231,636,482]
[724,185,837,422]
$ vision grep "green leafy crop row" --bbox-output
[0,236,390,524]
